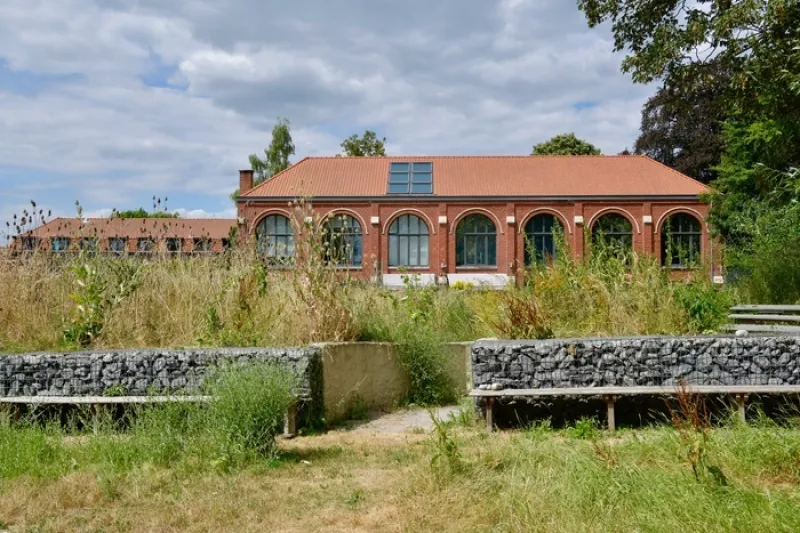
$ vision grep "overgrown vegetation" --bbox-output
[2,216,732,351]
[0,362,296,479]
[2,407,800,532]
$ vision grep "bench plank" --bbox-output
[728,314,800,323]
[722,324,800,333]
[470,385,800,397]
[731,305,800,313]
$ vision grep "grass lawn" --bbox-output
[2,409,800,533]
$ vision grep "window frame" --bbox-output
[20,237,41,252]
[661,213,702,269]
[323,214,363,268]
[136,237,156,255]
[388,214,430,268]
[255,214,296,264]
[524,214,563,266]
[51,236,70,253]
[108,237,127,255]
[166,237,184,255]
[387,162,433,195]
[192,237,213,254]
[80,237,99,254]
[455,214,498,268]
[591,213,634,259]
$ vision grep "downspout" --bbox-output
[709,196,714,280]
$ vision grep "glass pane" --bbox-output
[419,236,429,266]
[412,172,432,183]
[398,215,409,234]
[389,172,409,184]
[390,163,410,172]
[265,216,276,234]
[412,162,432,172]
[408,215,418,234]
[388,183,408,194]
[411,183,433,194]
[351,235,362,266]
[389,236,398,266]
[399,236,409,265]
[409,235,419,265]
[488,235,497,265]
[456,236,465,266]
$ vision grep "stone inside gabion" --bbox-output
[471,336,800,390]
[0,348,320,398]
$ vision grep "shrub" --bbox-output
[203,361,298,460]
[674,280,733,333]
[727,203,800,304]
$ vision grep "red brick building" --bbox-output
[237,155,717,287]
[13,218,236,255]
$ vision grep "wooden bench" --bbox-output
[0,395,301,436]
[724,305,800,334]
[470,385,800,431]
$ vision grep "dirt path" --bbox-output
[340,405,463,435]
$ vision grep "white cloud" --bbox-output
[1,0,653,226]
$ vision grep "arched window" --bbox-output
[661,213,702,268]
[51,237,70,253]
[456,214,497,267]
[591,213,633,258]
[388,214,429,267]
[256,214,295,262]
[324,214,363,267]
[524,214,563,266]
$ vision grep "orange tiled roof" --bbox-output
[25,218,236,239]
[241,155,711,198]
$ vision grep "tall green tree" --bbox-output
[580,0,800,238]
[532,133,601,155]
[249,117,295,185]
[341,130,387,156]
[634,63,729,183]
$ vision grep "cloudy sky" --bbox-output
[0,0,654,237]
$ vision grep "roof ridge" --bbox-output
[297,154,647,160]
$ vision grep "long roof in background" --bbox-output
[22,218,236,239]
[240,155,711,199]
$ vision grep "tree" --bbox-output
[249,117,295,185]
[114,197,178,218]
[341,130,387,156]
[114,208,178,219]
[580,0,800,239]
[634,63,729,183]
[233,118,296,200]
[532,133,601,155]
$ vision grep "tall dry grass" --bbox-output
[0,220,733,354]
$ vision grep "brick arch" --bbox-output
[322,208,369,235]
[249,208,295,235]
[655,207,706,234]
[588,207,641,234]
[518,208,572,235]
[449,208,504,235]
[655,207,707,267]
[381,209,436,235]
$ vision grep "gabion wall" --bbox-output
[472,336,800,390]
[0,347,321,399]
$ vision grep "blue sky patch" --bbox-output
[0,60,83,96]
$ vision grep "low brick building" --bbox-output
[236,155,717,287]
[13,217,236,255]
